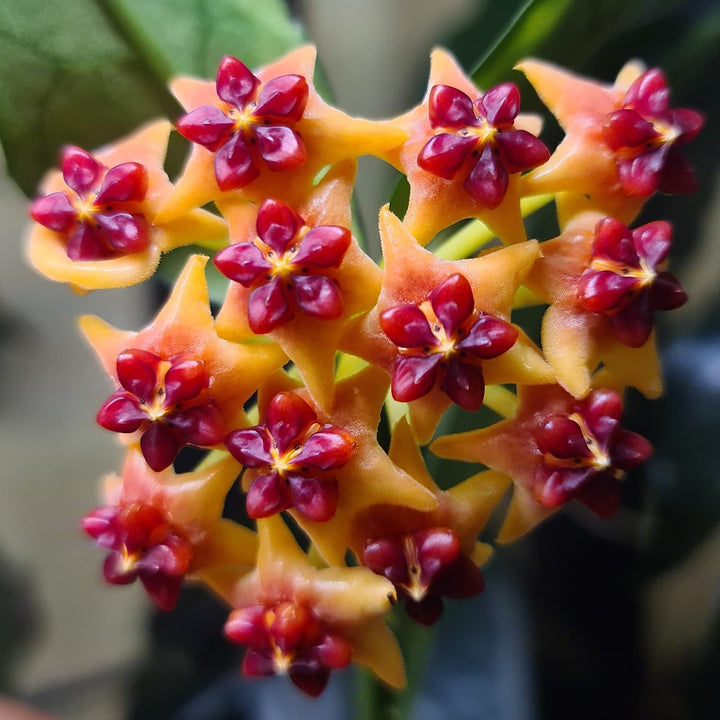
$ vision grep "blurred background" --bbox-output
[1,0,719,718]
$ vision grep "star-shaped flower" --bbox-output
[215,161,382,411]
[226,390,355,523]
[380,272,519,411]
[602,67,704,197]
[83,448,257,610]
[26,121,227,291]
[176,55,309,192]
[431,384,652,541]
[518,60,703,227]
[526,211,680,398]
[82,500,193,611]
[215,198,351,334]
[80,254,287,470]
[247,366,438,567]
[577,216,687,345]
[388,48,547,245]
[341,207,553,443]
[157,46,407,222]
[210,514,405,695]
[358,417,509,625]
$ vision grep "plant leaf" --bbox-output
[0,0,176,195]
[102,0,305,78]
[0,0,303,196]
[470,0,690,87]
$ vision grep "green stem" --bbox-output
[354,608,435,720]
[190,236,230,253]
[513,284,545,308]
[354,668,403,720]
[384,391,407,431]
[484,385,519,419]
[434,193,554,260]
[336,352,370,381]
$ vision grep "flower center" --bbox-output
[269,421,321,475]
[568,412,612,470]
[590,256,656,288]
[268,247,298,277]
[461,119,497,145]
[257,227,309,280]
[73,194,98,221]
[401,535,428,602]
[229,104,258,134]
[272,646,294,674]
[119,545,140,573]
[141,360,173,421]
[542,412,613,473]
[417,300,456,358]
[655,119,680,144]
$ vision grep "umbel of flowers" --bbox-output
[25,45,702,696]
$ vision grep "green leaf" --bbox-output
[0,0,177,195]
[102,0,305,78]
[0,0,303,196]
[470,0,690,87]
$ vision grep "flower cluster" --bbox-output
[25,46,701,696]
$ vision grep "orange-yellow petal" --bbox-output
[80,255,287,433]
[26,120,227,291]
[518,59,646,226]
[391,49,544,245]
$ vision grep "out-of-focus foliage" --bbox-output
[0,0,303,196]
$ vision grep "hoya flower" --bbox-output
[26,121,227,290]
[380,273,518,411]
[389,49,547,244]
[31,146,150,260]
[159,46,407,220]
[518,59,703,226]
[363,527,483,626]
[215,161,382,411]
[176,55,309,191]
[533,389,652,512]
[225,391,355,522]
[82,502,193,611]
[525,211,682,398]
[432,385,652,541]
[225,601,353,696]
[96,349,226,472]
[81,255,287,470]
[418,82,549,207]
[578,216,687,347]
[602,68,704,197]
[83,450,257,610]
[214,198,351,334]
[250,366,438,567]
[214,515,406,695]
[342,208,552,443]
[358,418,507,625]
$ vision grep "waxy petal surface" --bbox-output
[390,49,545,245]
[217,162,381,411]
[254,366,438,566]
[159,46,407,221]
[208,515,405,690]
[525,211,667,397]
[81,255,287,459]
[342,208,551,443]
[26,121,227,291]
[518,59,649,226]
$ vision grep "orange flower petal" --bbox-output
[26,121,227,291]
